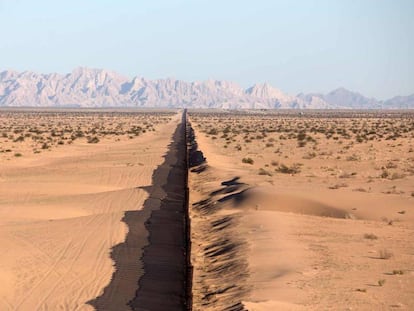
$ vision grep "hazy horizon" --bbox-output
[1,0,413,100]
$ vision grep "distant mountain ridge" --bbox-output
[0,67,412,109]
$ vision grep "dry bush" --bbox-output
[275,163,301,174]
[87,136,100,144]
[363,233,378,240]
[379,249,393,260]
[389,172,405,180]
[258,168,272,176]
[378,279,386,286]
[328,183,348,189]
[242,157,254,165]
[392,270,404,275]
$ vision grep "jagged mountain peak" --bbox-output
[323,87,379,108]
[329,87,351,94]
[245,82,286,98]
[0,68,412,109]
[70,67,128,80]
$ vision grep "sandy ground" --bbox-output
[0,111,180,310]
[90,111,189,311]
[188,112,414,310]
[1,109,413,310]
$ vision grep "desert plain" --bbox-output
[188,110,414,310]
[0,109,177,310]
[0,108,413,310]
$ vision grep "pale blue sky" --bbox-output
[0,0,413,99]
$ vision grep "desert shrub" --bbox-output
[346,154,360,161]
[303,152,316,159]
[356,135,364,143]
[75,131,84,138]
[275,163,301,174]
[392,270,404,275]
[297,131,306,141]
[258,168,272,176]
[378,279,386,286]
[380,169,389,179]
[389,172,405,180]
[364,233,378,240]
[242,157,254,165]
[297,140,306,147]
[353,187,368,192]
[13,135,25,142]
[385,162,398,169]
[379,249,393,259]
[355,288,367,293]
[328,183,348,189]
[87,136,100,144]
[339,172,357,178]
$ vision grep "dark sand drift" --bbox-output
[88,111,190,311]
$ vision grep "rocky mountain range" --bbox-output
[0,67,412,109]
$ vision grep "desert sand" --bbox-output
[1,109,413,310]
[188,111,414,310]
[0,110,180,310]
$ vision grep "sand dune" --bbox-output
[0,112,180,310]
[217,186,352,219]
[1,109,413,310]
[188,112,414,310]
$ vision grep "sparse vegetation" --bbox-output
[275,163,301,174]
[364,233,378,240]
[258,168,272,176]
[242,157,254,165]
[392,269,404,275]
[378,279,386,286]
[328,183,348,189]
[186,110,414,309]
[355,288,367,293]
[379,249,393,260]
[0,110,173,157]
[87,136,100,144]
[188,111,414,204]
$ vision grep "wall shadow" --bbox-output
[88,113,188,311]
